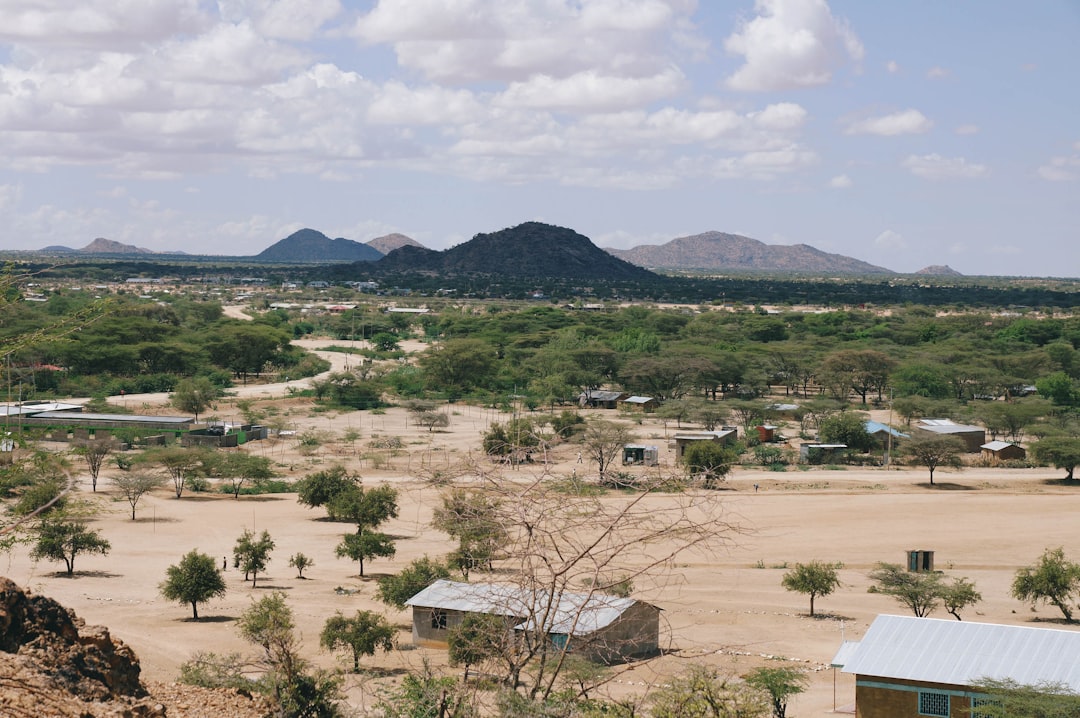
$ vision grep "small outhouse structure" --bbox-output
[622,444,659,466]
[405,579,661,664]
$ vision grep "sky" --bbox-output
[0,1,1077,276]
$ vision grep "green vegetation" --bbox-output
[868,563,981,619]
[159,549,227,620]
[1012,547,1080,620]
[781,561,841,616]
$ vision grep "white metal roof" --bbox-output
[981,440,1016,451]
[841,614,1080,691]
[405,579,645,636]
[918,419,983,433]
[673,430,736,440]
[622,396,654,404]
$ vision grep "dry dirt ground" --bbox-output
[4,343,1078,716]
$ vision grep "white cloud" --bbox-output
[903,154,989,180]
[955,124,980,135]
[926,66,949,79]
[224,0,343,41]
[495,66,686,112]
[724,0,864,92]
[1037,154,1080,182]
[886,60,899,73]
[0,183,23,212]
[845,109,932,136]
[353,0,695,84]
[0,0,209,50]
[874,229,907,251]
[829,174,852,188]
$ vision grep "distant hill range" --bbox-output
[914,264,963,276]
[606,231,894,274]
[373,222,656,280]
[255,228,384,262]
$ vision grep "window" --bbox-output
[430,609,447,630]
[919,691,950,717]
[970,696,1000,718]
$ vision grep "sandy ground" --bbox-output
[6,329,1079,715]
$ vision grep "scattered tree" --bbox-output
[745,666,808,718]
[941,576,982,621]
[903,434,966,484]
[582,419,634,483]
[868,563,944,618]
[683,441,738,489]
[320,610,395,672]
[71,437,112,492]
[234,528,275,588]
[781,561,841,617]
[141,445,212,498]
[31,517,111,575]
[818,412,874,452]
[212,452,276,499]
[650,664,768,718]
[171,376,219,422]
[111,471,164,520]
[295,464,359,512]
[160,549,227,619]
[447,613,507,682]
[288,552,313,579]
[336,531,395,578]
[1031,437,1080,481]
[1012,547,1080,621]
[432,489,507,578]
[376,556,451,610]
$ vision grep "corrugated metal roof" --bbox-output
[622,396,654,404]
[981,441,1015,451]
[865,421,909,438]
[831,640,861,668]
[29,411,194,424]
[842,615,1080,690]
[405,579,644,636]
[673,430,736,440]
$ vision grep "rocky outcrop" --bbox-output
[0,578,269,718]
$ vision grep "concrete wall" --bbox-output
[856,677,975,718]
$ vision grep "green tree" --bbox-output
[745,666,808,718]
[376,556,451,610]
[234,528,275,588]
[649,664,767,718]
[336,531,395,577]
[781,561,841,617]
[419,338,497,399]
[295,464,359,511]
[320,610,395,673]
[683,441,738,489]
[160,549,227,619]
[431,489,508,578]
[211,452,276,499]
[968,678,1080,717]
[237,591,343,716]
[326,482,399,528]
[111,471,164,520]
[289,552,313,578]
[71,437,112,492]
[868,562,944,618]
[1012,547,1080,621]
[1031,437,1080,481]
[941,576,982,621]
[370,332,400,352]
[447,613,507,682]
[205,322,291,384]
[31,517,111,575]
[1036,372,1079,407]
[171,376,220,422]
[903,434,966,484]
[818,412,874,452]
[141,445,212,498]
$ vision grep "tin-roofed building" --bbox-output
[835,614,1080,718]
[980,440,1026,464]
[405,579,660,664]
[915,419,986,452]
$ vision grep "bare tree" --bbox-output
[71,437,113,492]
[582,419,633,484]
[432,463,744,702]
[111,472,165,520]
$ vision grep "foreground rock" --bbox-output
[0,577,270,718]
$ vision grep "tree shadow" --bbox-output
[132,516,180,523]
[47,570,123,579]
[808,612,856,622]
[1026,616,1075,626]
[181,615,236,623]
[235,495,286,502]
[1041,477,1078,487]
[918,482,976,490]
[251,583,293,591]
[356,666,411,678]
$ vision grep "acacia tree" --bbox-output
[432,489,507,578]
[331,482,399,577]
[1012,547,1080,621]
[781,561,841,616]
[582,419,633,484]
[903,434,966,484]
[745,666,808,718]
[171,376,220,422]
[31,516,111,575]
[234,529,275,588]
[71,437,112,492]
[868,563,981,619]
[1031,437,1080,481]
[320,610,395,673]
[212,452,275,499]
[111,471,165,520]
[160,549,227,619]
[376,556,451,610]
[141,445,212,499]
[448,613,508,682]
[683,441,738,489]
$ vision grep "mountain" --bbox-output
[607,231,894,274]
[40,245,77,253]
[366,232,423,255]
[80,238,153,254]
[255,228,383,262]
[914,264,963,276]
[374,222,657,280]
